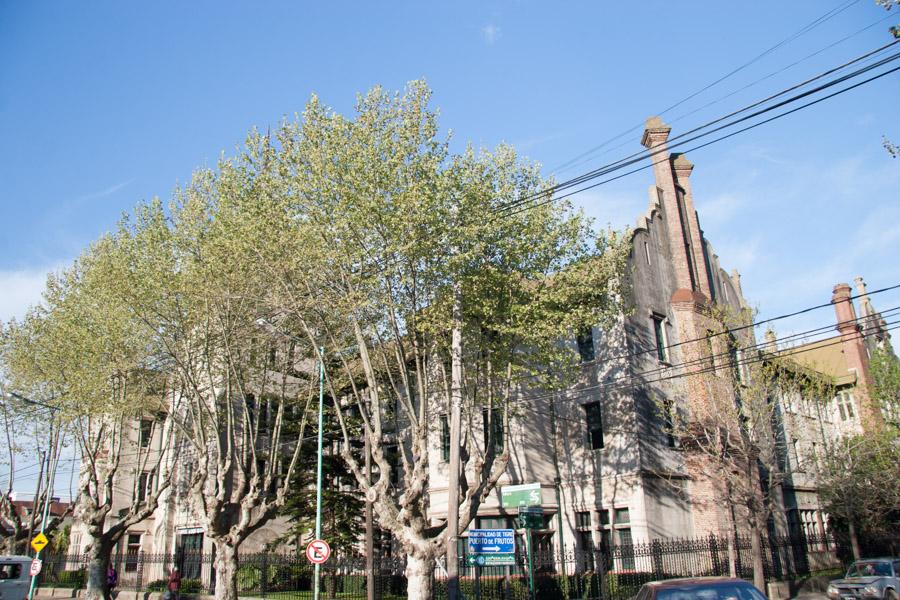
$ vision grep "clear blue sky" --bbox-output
[1,1,899,492]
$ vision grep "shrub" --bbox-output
[180,578,203,594]
[236,565,261,592]
[49,570,85,589]
[145,579,168,592]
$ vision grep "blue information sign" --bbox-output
[467,529,515,554]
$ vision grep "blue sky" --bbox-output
[1,2,899,492]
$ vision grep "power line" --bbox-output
[548,0,861,175]
[497,45,900,216]
[497,58,900,220]
[553,33,899,180]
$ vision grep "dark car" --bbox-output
[634,577,768,600]
[827,558,900,600]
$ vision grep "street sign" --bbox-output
[31,533,48,553]
[500,482,542,508]
[29,559,42,577]
[517,505,544,529]
[305,539,331,565]
[466,554,516,567]
[467,529,515,554]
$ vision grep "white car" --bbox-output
[827,558,900,600]
[0,556,33,600]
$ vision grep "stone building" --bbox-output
[66,117,888,570]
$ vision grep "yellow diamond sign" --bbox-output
[31,533,48,553]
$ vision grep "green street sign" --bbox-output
[500,482,542,508]
[466,554,516,567]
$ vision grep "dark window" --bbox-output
[575,511,592,528]
[729,335,742,383]
[614,507,630,524]
[618,527,635,570]
[653,315,669,363]
[137,472,151,502]
[576,328,595,363]
[584,402,604,450]
[482,408,504,454]
[663,400,679,448]
[384,444,400,487]
[440,415,450,462]
[125,533,141,572]
[599,510,610,526]
[706,330,717,373]
[139,420,153,449]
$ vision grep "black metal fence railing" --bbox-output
[33,532,891,600]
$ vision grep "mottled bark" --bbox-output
[213,541,239,600]
[84,541,112,600]
[406,553,435,600]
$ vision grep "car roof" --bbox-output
[647,578,751,588]
[852,558,897,563]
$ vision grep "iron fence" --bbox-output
[33,532,886,600]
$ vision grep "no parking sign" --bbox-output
[305,539,331,565]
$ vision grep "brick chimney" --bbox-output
[642,117,705,299]
[832,283,882,431]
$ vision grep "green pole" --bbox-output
[313,347,325,600]
[527,527,535,600]
[28,426,59,600]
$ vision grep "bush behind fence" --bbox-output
[34,532,893,600]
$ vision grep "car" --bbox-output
[827,558,900,600]
[634,577,768,600]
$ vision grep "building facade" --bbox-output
[66,117,891,570]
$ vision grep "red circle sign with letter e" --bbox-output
[30,559,42,577]
[305,539,331,565]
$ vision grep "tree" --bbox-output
[244,80,630,598]
[816,429,900,559]
[658,307,829,591]
[99,192,315,600]
[869,347,900,425]
[1,245,180,600]
[0,387,71,555]
[276,402,364,555]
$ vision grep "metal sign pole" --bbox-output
[527,528,535,600]
[313,347,325,600]
[28,425,59,600]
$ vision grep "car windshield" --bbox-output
[847,562,891,577]
[656,582,766,600]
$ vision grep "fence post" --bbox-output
[260,553,268,598]
[136,551,144,592]
[710,533,720,575]
[651,539,663,576]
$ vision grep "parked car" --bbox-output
[827,558,900,600]
[0,556,33,600]
[634,577,768,600]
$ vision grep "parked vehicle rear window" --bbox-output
[657,582,766,600]
[0,564,22,580]
[847,562,892,577]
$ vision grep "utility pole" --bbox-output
[27,450,46,550]
[445,282,463,600]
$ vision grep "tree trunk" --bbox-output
[749,520,766,593]
[85,542,112,600]
[726,533,737,578]
[406,553,434,600]
[847,520,861,561]
[213,540,239,600]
